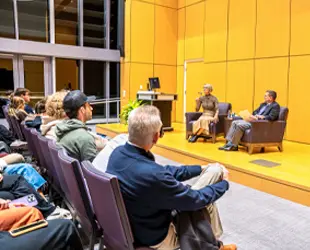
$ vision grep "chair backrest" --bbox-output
[58,150,97,235]
[10,115,25,141]
[37,135,59,184]
[30,129,46,168]
[218,102,232,116]
[81,161,135,250]
[22,124,36,156]
[48,140,70,197]
[278,106,289,121]
[2,105,14,132]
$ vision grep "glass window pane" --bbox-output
[23,60,45,106]
[55,58,79,91]
[18,0,49,42]
[84,0,105,48]
[0,0,15,39]
[0,57,14,93]
[109,62,119,118]
[84,60,105,118]
[55,0,78,45]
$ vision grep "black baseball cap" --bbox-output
[63,90,96,113]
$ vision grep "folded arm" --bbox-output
[164,165,202,182]
[150,171,229,211]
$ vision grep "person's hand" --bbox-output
[9,203,26,208]
[0,199,10,210]
[222,166,229,181]
[213,116,219,124]
[249,115,258,121]
[255,115,265,120]
[0,173,3,183]
[201,165,208,173]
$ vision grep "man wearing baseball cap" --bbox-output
[55,90,98,162]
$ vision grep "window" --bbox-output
[18,0,49,42]
[55,58,79,91]
[55,0,78,45]
[83,0,105,48]
[0,0,15,39]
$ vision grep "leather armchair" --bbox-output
[224,107,289,154]
[185,102,232,143]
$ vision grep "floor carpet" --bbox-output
[155,154,310,250]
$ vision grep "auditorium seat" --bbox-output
[58,150,102,250]
[81,161,154,250]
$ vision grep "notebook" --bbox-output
[238,110,255,122]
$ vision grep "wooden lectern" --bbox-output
[137,91,178,131]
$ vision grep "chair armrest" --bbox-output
[243,120,287,143]
[185,112,203,122]
[185,112,203,131]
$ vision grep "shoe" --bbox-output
[188,135,198,143]
[218,142,232,150]
[220,244,237,250]
[224,145,238,151]
[47,206,72,220]
[218,144,228,150]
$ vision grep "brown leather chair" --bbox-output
[224,107,289,154]
[185,102,232,143]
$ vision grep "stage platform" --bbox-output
[96,122,310,206]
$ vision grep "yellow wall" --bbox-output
[121,0,178,120]
[123,0,310,144]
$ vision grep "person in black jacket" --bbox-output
[219,90,280,151]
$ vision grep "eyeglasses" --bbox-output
[159,126,164,138]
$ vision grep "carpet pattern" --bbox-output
[155,154,310,250]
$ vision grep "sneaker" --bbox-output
[220,244,237,250]
[11,140,27,147]
[47,206,72,220]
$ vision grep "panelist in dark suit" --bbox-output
[219,90,280,151]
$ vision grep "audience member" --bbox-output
[106,105,235,250]
[93,133,128,172]
[219,90,280,151]
[0,198,43,231]
[0,124,15,146]
[0,173,70,220]
[25,97,47,131]
[0,219,83,250]
[56,90,107,162]
[14,88,33,114]
[41,92,67,140]
[0,155,46,191]
[8,96,28,122]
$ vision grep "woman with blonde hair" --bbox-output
[41,91,68,140]
[188,84,219,143]
[8,96,28,122]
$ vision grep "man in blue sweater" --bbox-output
[107,105,235,250]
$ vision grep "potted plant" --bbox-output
[119,99,144,124]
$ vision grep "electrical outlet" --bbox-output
[123,90,126,97]
[140,85,143,90]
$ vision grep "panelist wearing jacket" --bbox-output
[219,90,280,151]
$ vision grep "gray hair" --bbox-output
[203,84,213,92]
[128,105,163,147]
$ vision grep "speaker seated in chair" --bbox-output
[223,106,289,154]
[185,84,232,144]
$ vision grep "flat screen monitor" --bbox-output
[149,77,160,90]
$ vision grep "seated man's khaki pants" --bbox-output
[151,164,224,250]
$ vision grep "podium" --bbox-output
[137,91,178,131]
